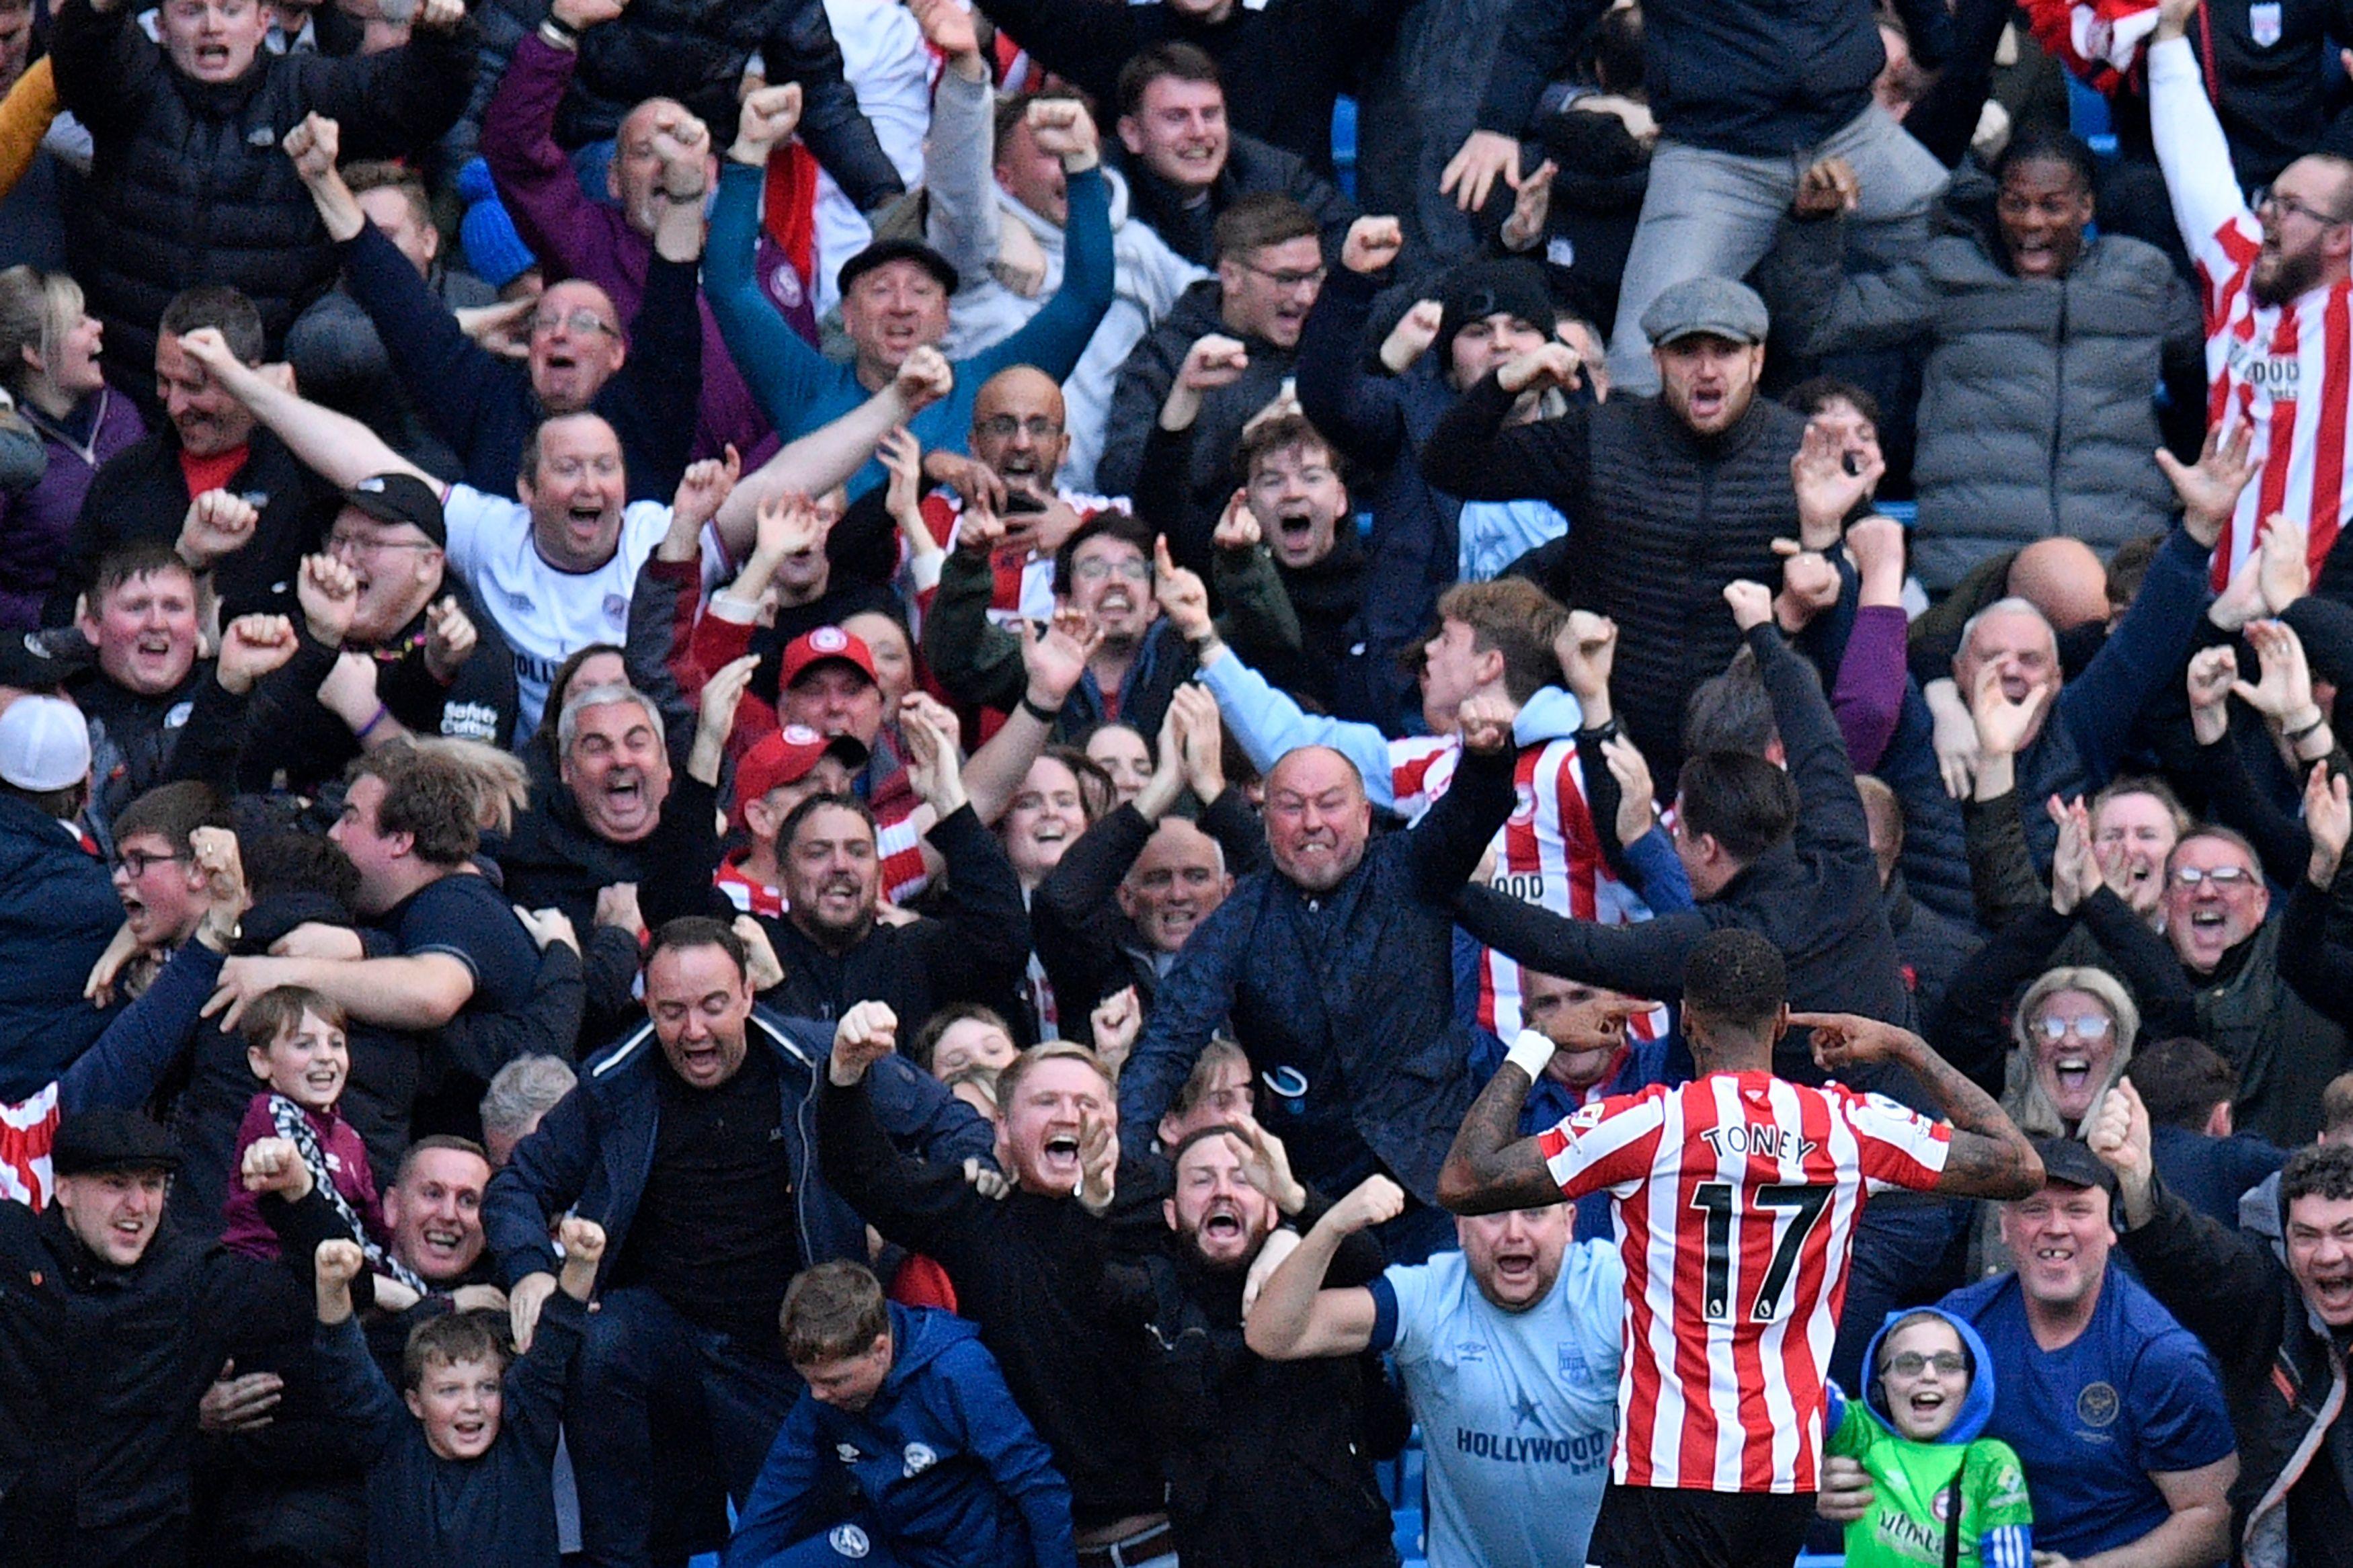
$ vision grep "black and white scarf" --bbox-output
[268,1094,427,1296]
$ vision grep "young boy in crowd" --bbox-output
[726,1260,1079,1568]
[309,1217,606,1568]
[221,987,413,1285]
[1827,1307,2036,1568]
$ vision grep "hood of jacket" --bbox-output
[881,1297,980,1391]
[1001,163,1138,244]
[1851,1305,1999,1446]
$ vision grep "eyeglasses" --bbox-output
[1072,557,1151,583]
[327,531,436,556]
[114,848,188,877]
[2255,188,2351,228]
[1882,1352,1967,1378]
[1237,259,1326,292]
[2169,864,2256,890]
[975,415,1064,442]
[2035,1013,2113,1041]
[532,308,621,337]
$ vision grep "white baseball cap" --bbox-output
[0,696,91,791]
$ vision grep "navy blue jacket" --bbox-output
[337,220,700,503]
[723,1303,1078,1568]
[481,1005,994,1290]
[1295,263,1481,733]
[0,793,126,1100]
[1119,745,1515,1204]
[313,1290,586,1568]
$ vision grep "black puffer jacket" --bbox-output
[1423,376,1805,781]
[48,0,473,392]
[555,0,902,212]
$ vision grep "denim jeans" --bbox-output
[1605,104,1950,394]
[567,1286,803,1568]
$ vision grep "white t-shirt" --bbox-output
[1368,1241,1624,1568]
[439,486,721,738]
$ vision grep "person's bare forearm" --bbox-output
[303,171,364,242]
[713,384,906,556]
[964,706,1051,826]
[2073,1503,2232,1568]
[1242,1210,1351,1358]
[1436,1063,1560,1214]
[1892,1032,2041,1197]
[213,356,419,491]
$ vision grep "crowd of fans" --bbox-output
[5,0,2353,1561]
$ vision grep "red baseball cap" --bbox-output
[734,723,870,815]
[778,625,880,690]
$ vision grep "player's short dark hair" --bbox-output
[351,743,482,867]
[1993,126,2100,196]
[1115,40,1219,120]
[1680,929,1786,1032]
[2122,1038,2237,1131]
[238,985,348,1056]
[403,1309,508,1391]
[1433,579,1570,705]
[910,1002,1012,1074]
[780,1260,889,1364]
[1676,752,1799,862]
[1052,511,1154,597]
[1783,375,1881,429]
[90,542,197,607]
[1683,650,1778,758]
[777,790,879,854]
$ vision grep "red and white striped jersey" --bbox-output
[908,490,1126,634]
[0,1083,58,1210]
[1387,734,1656,1036]
[1538,1073,1951,1493]
[2153,38,2353,589]
[712,809,931,915]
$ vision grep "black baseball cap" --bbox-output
[51,1109,181,1176]
[341,472,448,548]
[2030,1136,2118,1198]
[837,238,958,298]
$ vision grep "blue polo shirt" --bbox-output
[1940,1262,2235,1558]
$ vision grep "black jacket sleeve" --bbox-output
[637,772,733,932]
[606,256,705,501]
[1475,0,1612,136]
[813,1071,993,1268]
[1420,371,1593,509]
[2116,1177,2290,1380]
[908,803,1035,1004]
[1031,802,1156,1019]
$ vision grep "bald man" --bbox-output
[918,367,1125,627]
[1119,735,1521,1262]
[2007,538,2110,632]
[943,101,1208,491]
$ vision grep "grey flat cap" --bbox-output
[1640,276,1770,347]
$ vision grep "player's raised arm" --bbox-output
[1798,1012,2045,1199]
[1438,1029,1571,1214]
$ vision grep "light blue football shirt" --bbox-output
[1368,1239,1624,1568]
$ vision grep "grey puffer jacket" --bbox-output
[1763,205,2202,591]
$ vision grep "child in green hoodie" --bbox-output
[1827,1307,2035,1568]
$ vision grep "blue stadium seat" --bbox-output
[1332,96,1359,201]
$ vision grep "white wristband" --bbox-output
[1505,1028,1557,1081]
